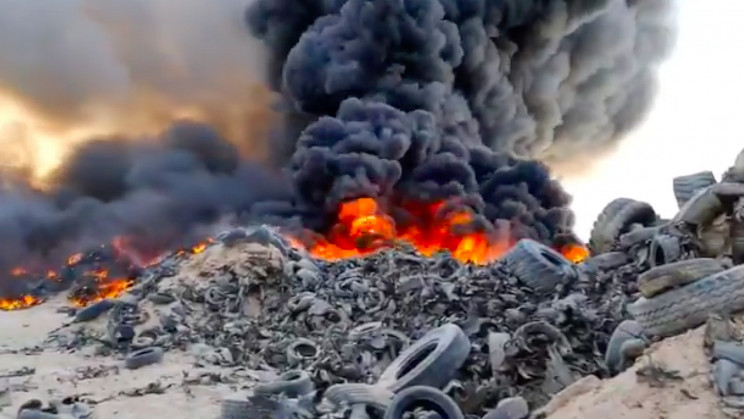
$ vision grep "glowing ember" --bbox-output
[289,197,514,264]
[68,253,83,265]
[10,267,27,276]
[560,243,589,263]
[0,295,43,311]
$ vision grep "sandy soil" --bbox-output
[0,295,259,419]
[544,323,732,419]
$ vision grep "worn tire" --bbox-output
[648,234,682,267]
[638,258,725,298]
[604,320,645,375]
[324,384,394,413]
[383,386,464,419]
[255,370,315,398]
[481,396,530,419]
[673,171,717,209]
[618,226,662,249]
[124,346,164,369]
[582,252,628,271]
[628,265,744,338]
[590,198,658,254]
[377,324,470,393]
[73,299,115,323]
[501,239,576,292]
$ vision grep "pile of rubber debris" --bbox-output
[583,147,744,414]
[38,221,636,419]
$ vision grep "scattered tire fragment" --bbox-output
[673,171,717,209]
[589,198,658,254]
[637,258,725,298]
[255,370,315,398]
[618,226,661,249]
[501,239,576,292]
[628,265,744,338]
[582,252,628,271]
[604,320,645,375]
[383,386,464,419]
[73,299,115,323]
[482,396,530,419]
[124,346,164,369]
[323,383,394,414]
[713,341,744,366]
[648,234,681,267]
[377,324,471,393]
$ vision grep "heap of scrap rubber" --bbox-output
[585,147,744,413]
[47,222,635,418]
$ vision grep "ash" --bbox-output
[51,226,638,415]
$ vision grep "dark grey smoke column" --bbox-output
[246,0,674,243]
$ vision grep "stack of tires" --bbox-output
[587,167,744,341]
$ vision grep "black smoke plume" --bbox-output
[248,0,674,237]
[0,0,674,297]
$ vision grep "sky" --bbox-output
[563,0,744,241]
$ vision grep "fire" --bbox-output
[70,268,134,308]
[560,243,589,263]
[0,295,43,311]
[290,197,514,265]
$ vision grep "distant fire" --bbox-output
[0,294,43,311]
[560,243,589,263]
[0,237,216,311]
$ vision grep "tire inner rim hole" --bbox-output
[540,249,565,268]
[653,243,666,266]
[400,400,448,416]
[397,342,437,379]
[296,343,318,358]
[284,371,302,380]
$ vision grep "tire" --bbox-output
[73,299,115,323]
[124,346,164,369]
[732,200,744,265]
[618,226,662,249]
[673,171,717,209]
[220,394,278,419]
[637,258,725,298]
[604,320,645,375]
[673,183,744,226]
[383,386,464,419]
[254,370,315,398]
[501,239,577,292]
[17,411,61,419]
[628,265,744,338]
[582,252,628,271]
[648,234,682,267]
[589,198,657,254]
[285,338,320,365]
[481,396,530,419]
[323,384,394,414]
[376,324,471,393]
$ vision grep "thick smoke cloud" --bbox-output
[247,0,674,240]
[0,0,675,292]
[0,122,291,277]
[0,0,275,175]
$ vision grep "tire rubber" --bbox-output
[383,386,464,419]
[628,265,744,338]
[501,239,576,292]
[323,383,394,414]
[648,234,682,267]
[124,346,164,369]
[589,198,657,254]
[376,324,471,393]
[673,171,717,209]
[637,258,725,298]
[604,320,645,375]
[254,370,315,398]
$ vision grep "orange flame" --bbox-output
[0,295,43,311]
[289,197,514,264]
[560,243,589,263]
[70,268,134,307]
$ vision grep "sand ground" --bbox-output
[0,294,736,418]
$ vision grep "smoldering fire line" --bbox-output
[0,0,674,288]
